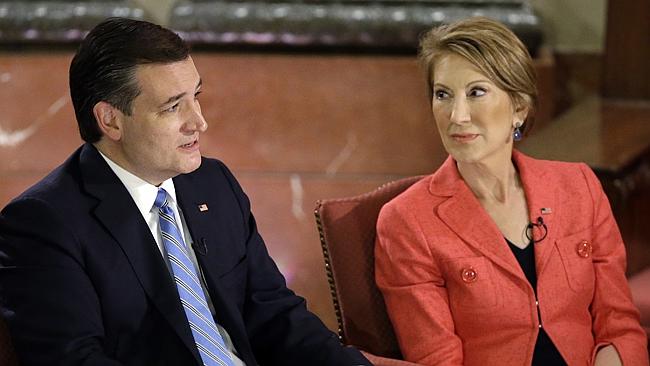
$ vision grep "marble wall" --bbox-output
[0,51,444,330]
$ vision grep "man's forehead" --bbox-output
[133,58,200,100]
[135,57,198,80]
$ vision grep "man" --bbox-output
[0,18,371,366]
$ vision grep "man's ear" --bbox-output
[93,101,123,141]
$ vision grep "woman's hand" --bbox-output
[593,345,622,366]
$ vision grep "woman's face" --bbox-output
[431,53,526,165]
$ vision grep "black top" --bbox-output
[506,239,567,366]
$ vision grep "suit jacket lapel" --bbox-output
[513,151,558,277]
[78,144,202,364]
[174,174,256,366]
[431,156,525,280]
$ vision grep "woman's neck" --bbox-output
[456,153,520,204]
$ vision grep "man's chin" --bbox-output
[182,158,202,174]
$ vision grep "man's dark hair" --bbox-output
[69,17,190,143]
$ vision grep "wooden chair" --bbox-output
[314,176,423,366]
[0,314,18,366]
[628,267,650,340]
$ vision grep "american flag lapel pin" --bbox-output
[541,207,552,215]
[198,203,209,212]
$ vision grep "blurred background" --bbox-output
[1,0,649,332]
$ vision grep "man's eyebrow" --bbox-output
[158,79,203,108]
[159,92,186,108]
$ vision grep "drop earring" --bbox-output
[513,122,523,142]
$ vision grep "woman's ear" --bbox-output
[512,95,531,125]
[93,101,123,141]
[514,104,530,123]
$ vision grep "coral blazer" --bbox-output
[375,151,648,366]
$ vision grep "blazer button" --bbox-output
[576,240,592,258]
[461,267,478,283]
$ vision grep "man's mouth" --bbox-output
[180,140,198,149]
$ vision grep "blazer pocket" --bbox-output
[444,256,500,311]
[556,228,595,294]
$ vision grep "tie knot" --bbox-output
[154,188,170,210]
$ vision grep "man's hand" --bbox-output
[594,345,622,366]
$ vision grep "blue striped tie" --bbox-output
[154,188,235,366]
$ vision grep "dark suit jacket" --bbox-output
[0,144,370,366]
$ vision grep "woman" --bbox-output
[375,17,648,366]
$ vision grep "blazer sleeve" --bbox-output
[216,162,371,366]
[0,197,123,366]
[580,164,649,365]
[375,200,463,365]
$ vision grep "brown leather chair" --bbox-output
[628,267,650,340]
[0,315,18,366]
[314,176,423,366]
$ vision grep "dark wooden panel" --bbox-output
[602,0,650,100]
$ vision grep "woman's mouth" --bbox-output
[450,133,479,143]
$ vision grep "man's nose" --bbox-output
[185,102,208,132]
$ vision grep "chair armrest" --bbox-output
[361,350,422,366]
[628,267,650,337]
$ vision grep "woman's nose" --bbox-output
[450,98,471,124]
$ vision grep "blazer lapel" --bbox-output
[513,151,559,277]
[431,157,525,280]
[173,175,256,366]
[78,144,202,364]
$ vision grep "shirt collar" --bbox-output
[98,151,178,216]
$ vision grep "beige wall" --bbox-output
[130,0,176,25]
[531,0,607,53]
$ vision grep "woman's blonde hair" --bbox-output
[419,16,538,132]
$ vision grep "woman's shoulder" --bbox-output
[388,174,436,204]
[516,151,596,184]
[378,174,431,212]
[518,151,583,168]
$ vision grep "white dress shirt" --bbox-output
[99,152,245,365]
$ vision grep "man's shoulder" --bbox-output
[9,147,85,205]
[196,156,227,174]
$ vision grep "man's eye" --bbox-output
[165,103,180,113]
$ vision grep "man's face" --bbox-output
[112,57,207,185]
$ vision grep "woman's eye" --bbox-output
[469,88,486,97]
[434,90,449,100]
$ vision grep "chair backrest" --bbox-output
[314,176,423,358]
[0,314,18,365]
